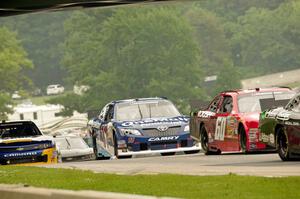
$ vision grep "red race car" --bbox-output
[190,87,295,154]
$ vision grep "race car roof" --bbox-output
[221,87,292,95]
[0,120,35,126]
[113,97,167,104]
[0,0,175,17]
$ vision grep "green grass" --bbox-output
[0,166,300,199]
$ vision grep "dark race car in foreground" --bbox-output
[87,97,200,159]
[190,87,295,155]
[259,93,300,161]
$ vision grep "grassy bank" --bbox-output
[0,166,299,199]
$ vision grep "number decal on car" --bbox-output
[215,117,226,141]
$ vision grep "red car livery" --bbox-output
[190,88,294,154]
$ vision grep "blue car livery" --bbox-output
[87,97,200,158]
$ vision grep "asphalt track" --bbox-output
[43,152,300,177]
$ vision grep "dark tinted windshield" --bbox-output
[115,100,181,121]
[238,91,295,113]
[0,122,42,139]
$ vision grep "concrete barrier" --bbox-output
[0,184,178,199]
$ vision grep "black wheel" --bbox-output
[161,152,176,156]
[113,134,119,158]
[200,125,213,155]
[239,126,247,153]
[184,150,200,154]
[277,127,290,161]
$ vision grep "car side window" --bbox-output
[98,106,107,120]
[104,105,114,122]
[208,96,221,113]
[219,96,233,113]
[290,95,300,112]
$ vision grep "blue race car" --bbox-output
[87,97,200,158]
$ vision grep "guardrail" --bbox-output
[40,116,88,134]
[0,184,177,199]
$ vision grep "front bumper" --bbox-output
[0,148,57,165]
[117,143,201,156]
[117,133,201,156]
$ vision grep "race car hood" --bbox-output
[115,116,189,129]
[0,135,54,144]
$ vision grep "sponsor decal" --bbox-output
[250,143,256,149]
[3,151,38,158]
[197,111,215,118]
[261,133,269,143]
[120,117,188,127]
[148,136,179,142]
[270,134,275,144]
[284,121,300,126]
[215,117,226,141]
[226,116,238,137]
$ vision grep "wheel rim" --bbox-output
[278,129,288,156]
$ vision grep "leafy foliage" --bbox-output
[0,27,32,119]
[1,1,300,116]
[58,7,205,114]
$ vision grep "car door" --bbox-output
[215,95,239,151]
[286,95,300,152]
[205,95,222,143]
[92,105,108,155]
[100,104,115,156]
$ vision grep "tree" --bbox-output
[199,0,288,21]
[0,27,33,91]
[212,60,241,96]
[184,6,231,76]
[54,7,206,115]
[230,1,300,76]
[0,12,69,89]
[0,27,33,119]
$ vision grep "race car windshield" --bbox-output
[115,100,181,121]
[0,123,42,139]
[238,91,295,113]
[293,103,300,112]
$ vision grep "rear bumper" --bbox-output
[118,143,201,156]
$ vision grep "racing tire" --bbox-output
[239,126,248,153]
[184,150,200,154]
[200,125,214,155]
[277,127,291,161]
[161,152,176,156]
[113,134,119,158]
